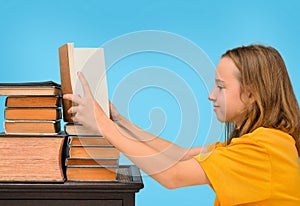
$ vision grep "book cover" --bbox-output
[65,158,119,166]
[5,96,61,107]
[68,136,112,146]
[66,167,118,181]
[4,120,61,135]
[68,146,120,159]
[0,81,61,96]
[5,107,62,120]
[64,123,101,136]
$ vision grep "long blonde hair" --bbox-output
[223,45,300,156]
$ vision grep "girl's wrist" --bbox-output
[113,114,124,124]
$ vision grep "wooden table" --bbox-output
[0,165,143,206]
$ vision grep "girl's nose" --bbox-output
[208,88,216,102]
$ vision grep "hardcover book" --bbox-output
[64,123,101,136]
[68,146,120,159]
[5,96,61,107]
[4,120,61,135]
[59,43,109,122]
[66,166,117,181]
[65,158,119,166]
[5,107,62,120]
[0,134,66,182]
[0,81,61,96]
[68,136,112,147]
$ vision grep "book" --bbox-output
[59,43,109,123]
[68,146,120,159]
[5,96,61,107]
[65,135,119,181]
[68,136,112,146]
[65,123,101,136]
[66,167,117,181]
[66,158,119,166]
[5,107,62,120]
[4,120,61,135]
[0,81,61,96]
[0,134,66,182]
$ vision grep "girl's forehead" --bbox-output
[215,57,240,81]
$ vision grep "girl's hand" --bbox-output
[63,72,109,134]
[109,101,121,122]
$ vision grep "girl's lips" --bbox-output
[213,105,220,111]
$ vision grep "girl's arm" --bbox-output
[63,72,210,189]
[100,118,210,189]
[112,106,208,161]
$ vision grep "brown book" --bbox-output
[66,167,117,181]
[59,43,109,123]
[0,81,61,96]
[4,120,61,135]
[66,158,118,166]
[68,146,120,159]
[68,136,112,146]
[5,107,62,120]
[5,96,61,107]
[65,123,101,136]
[0,135,65,182]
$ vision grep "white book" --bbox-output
[59,43,109,122]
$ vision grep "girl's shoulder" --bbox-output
[232,127,297,158]
[241,127,295,144]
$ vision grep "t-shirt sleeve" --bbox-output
[194,137,271,205]
[206,142,226,152]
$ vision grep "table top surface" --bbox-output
[0,165,144,192]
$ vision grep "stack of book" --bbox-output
[0,81,66,182]
[59,43,120,181]
[65,124,120,181]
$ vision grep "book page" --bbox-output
[72,47,109,117]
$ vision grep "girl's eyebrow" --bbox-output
[215,79,225,84]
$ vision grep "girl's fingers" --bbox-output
[77,71,93,97]
[63,94,72,101]
[67,106,79,114]
[71,116,79,123]
[63,94,83,105]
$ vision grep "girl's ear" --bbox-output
[248,92,256,104]
[242,87,256,105]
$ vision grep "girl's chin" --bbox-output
[215,116,226,123]
[214,112,225,122]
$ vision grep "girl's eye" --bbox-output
[217,85,224,90]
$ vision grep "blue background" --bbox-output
[0,0,299,205]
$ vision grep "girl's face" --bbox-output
[208,57,251,127]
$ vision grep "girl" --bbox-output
[64,44,300,205]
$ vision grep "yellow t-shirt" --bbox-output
[194,127,300,206]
